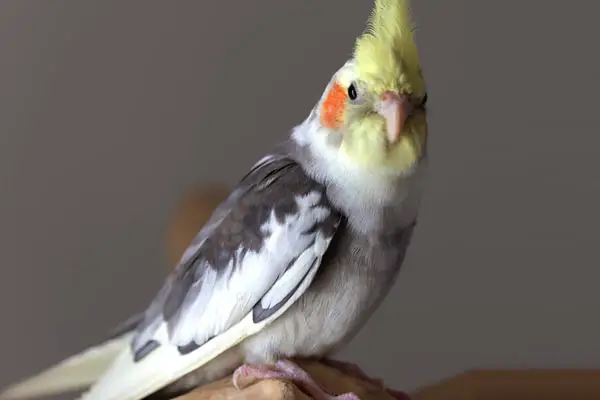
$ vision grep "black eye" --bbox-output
[347,84,358,100]
[419,93,428,107]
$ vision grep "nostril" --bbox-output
[381,91,399,102]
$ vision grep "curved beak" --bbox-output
[377,91,411,144]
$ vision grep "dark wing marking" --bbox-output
[130,153,342,362]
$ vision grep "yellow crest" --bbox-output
[353,0,424,96]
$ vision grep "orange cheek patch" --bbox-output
[320,82,347,130]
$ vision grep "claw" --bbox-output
[233,359,361,400]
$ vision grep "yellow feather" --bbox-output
[339,0,427,174]
[353,0,424,96]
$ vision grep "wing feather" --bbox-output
[78,152,342,400]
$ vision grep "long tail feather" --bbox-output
[0,333,132,400]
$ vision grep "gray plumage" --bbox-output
[0,55,428,400]
[125,126,427,397]
[130,149,343,362]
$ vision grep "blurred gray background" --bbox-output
[1,0,599,394]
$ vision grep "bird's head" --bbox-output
[302,0,428,178]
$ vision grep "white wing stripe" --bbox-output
[170,191,331,348]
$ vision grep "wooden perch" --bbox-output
[175,359,405,399]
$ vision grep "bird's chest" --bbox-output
[304,233,406,349]
[251,227,411,360]
[240,171,420,362]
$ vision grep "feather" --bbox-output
[353,0,424,96]
[0,333,132,399]
[75,154,342,400]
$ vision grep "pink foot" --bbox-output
[321,359,411,400]
[233,359,360,400]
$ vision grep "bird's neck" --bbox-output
[288,119,424,236]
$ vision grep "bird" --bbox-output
[0,0,429,399]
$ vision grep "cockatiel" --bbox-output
[0,0,429,399]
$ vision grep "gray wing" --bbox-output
[129,153,342,361]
